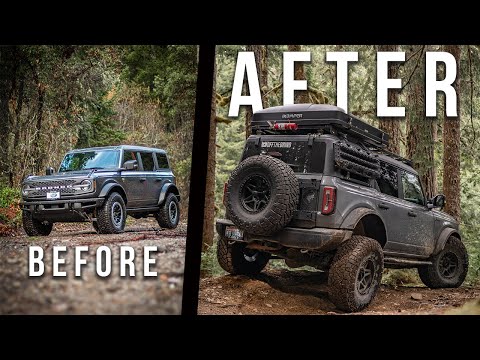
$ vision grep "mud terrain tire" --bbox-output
[418,237,468,288]
[22,211,53,236]
[328,236,384,312]
[96,192,126,234]
[156,193,180,229]
[217,236,270,275]
[226,155,299,236]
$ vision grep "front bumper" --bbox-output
[216,219,352,252]
[20,198,105,221]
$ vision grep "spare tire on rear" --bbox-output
[226,155,299,236]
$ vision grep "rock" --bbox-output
[52,303,69,312]
[411,293,423,300]
[265,303,273,308]
[326,311,338,315]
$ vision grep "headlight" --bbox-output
[73,179,94,192]
[22,184,31,196]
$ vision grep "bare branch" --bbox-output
[401,45,425,91]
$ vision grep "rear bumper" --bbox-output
[216,219,352,252]
[20,198,105,221]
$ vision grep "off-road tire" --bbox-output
[217,237,270,275]
[226,155,299,236]
[96,192,126,234]
[328,236,384,312]
[156,193,180,229]
[418,237,468,288]
[22,211,53,236]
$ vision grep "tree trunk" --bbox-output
[0,46,15,183]
[245,45,268,138]
[202,56,217,251]
[406,46,437,199]
[377,44,401,155]
[287,45,309,104]
[442,45,461,221]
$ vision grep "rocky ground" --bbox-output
[199,268,480,315]
[0,218,186,315]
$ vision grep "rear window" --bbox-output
[156,153,169,169]
[242,136,325,173]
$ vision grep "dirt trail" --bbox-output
[199,268,480,315]
[0,218,186,314]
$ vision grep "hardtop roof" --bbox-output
[67,145,167,154]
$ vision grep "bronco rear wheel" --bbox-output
[22,211,53,236]
[225,155,299,236]
[217,237,271,276]
[328,236,384,312]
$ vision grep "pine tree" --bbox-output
[377,45,401,154]
[443,45,461,221]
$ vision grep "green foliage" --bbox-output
[76,95,126,148]
[0,186,19,208]
[0,185,21,228]
[381,269,421,287]
[201,239,226,277]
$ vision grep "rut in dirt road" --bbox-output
[0,218,186,315]
[199,268,480,315]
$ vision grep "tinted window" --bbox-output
[59,150,119,172]
[377,163,399,197]
[401,171,425,205]
[140,152,154,171]
[156,153,169,169]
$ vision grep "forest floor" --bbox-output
[0,218,186,314]
[198,268,480,315]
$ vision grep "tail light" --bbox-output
[223,182,228,206]
[272,122,298,131]
[321,186,336,215]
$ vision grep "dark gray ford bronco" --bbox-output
[21,145,180,235]
[216,104,468,312]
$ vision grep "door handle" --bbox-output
[408,211,417,217]
[139,178,147,182]
[155,178,162,182]
[378,203,390,210]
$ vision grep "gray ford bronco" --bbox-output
[21,145,180,235]
[216,104,468,312]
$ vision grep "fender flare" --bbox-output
[340,207,378,230]
[433,228,461,255]
[158,182,180,205]
[99,182,127,203]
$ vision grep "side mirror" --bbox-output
[123,160,138,171]
[46,167,55,175]
[428,194,446,210]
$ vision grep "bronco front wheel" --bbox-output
[22,211,53,236]
[96,192,126,234]
[418,237,468,288]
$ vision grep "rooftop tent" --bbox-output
[252,104,389,149]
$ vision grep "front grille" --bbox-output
[32,179,76,188]
[26,179,81,198]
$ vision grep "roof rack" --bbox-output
[252,104,389,149]
[372,148,413,167]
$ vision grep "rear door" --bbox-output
[375,163,413,255]
[396,170,435,256]
[138,151,158,206]
[154,152,174,201]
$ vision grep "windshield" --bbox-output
[59,150,120,172]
